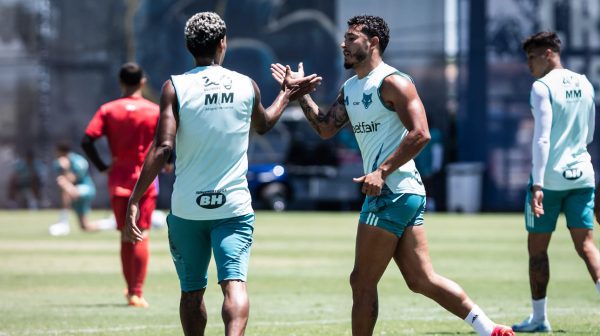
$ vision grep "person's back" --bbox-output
[88,96,159,196]
[536,69,595,190]
[170,66,254,220]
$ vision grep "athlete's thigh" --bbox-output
[110,196,129,230]
[393,225,434,279]
[137,194,157,230]
[352,223,398,283]
[525,188,562,233]
[167,214,212,292]
[72,184,95,215]
[211,213,255,283]
[564,188,594,230]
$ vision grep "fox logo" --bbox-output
[362,93,373,109]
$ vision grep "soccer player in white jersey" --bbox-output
[272,14,513,336]
[511,31,600,333]
[122,12,320,336]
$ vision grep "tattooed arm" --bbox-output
[297,90,349,139]
[270,62,349,139]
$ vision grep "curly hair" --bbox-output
[184,12,227,58]
[522,31,561,53]
[347,15,390,54]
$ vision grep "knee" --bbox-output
[349,269,376,294]
[403,271,435,295]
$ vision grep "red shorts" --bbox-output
[111,194,157,230]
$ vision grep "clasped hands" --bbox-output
[271,62,321,100]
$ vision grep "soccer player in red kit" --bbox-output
[82,62,159,308]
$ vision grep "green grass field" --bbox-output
[1,210,599,335]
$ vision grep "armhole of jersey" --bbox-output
[535,79,553,106]
[248,76,256,122]
[377,71,413,112]
[170,76,182,112]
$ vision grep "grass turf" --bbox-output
[0,210,598,335]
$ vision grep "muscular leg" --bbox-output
[350,224,398,336]
[180,289,207,336]
[220,280,249,336]
[569,228,600,282]
[527,233,552,299]
[394,225,473,319]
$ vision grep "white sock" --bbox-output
[595,280,600,294]
[531,297,547,321]
[58,209,69,224]
[464,305,494,336]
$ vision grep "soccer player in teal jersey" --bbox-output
[272,14,513,336]
[49,142,114,236]
[512,31,600,333]
[122,12,320,336]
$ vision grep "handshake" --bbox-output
[270,62,322,101]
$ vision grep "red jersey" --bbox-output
[85,96,159,197]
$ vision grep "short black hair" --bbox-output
[522,31,561,53]
[55,141,71,154]
[347,15,390,54]
[185,12,227,58]
[119,62,144,86]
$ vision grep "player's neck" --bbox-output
[122,87,143,98]
[354,57,382,79]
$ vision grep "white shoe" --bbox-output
[512,314,551,332]
[49,222,70,236]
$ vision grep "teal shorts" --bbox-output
[72,184,95,215]
[166,213,254,292]
[525,187,594,233]
[359,192,425,237]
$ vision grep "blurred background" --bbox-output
[1,0,599,212]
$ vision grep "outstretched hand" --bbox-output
[271,62,321,100]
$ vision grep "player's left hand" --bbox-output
[124,202,143,243]
[353,170,385,196]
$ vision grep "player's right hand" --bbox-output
[124,202,143,243]
[530,188,544,218]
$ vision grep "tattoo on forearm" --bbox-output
[299,96,349,134]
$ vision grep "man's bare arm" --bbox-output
[297,91,349,139]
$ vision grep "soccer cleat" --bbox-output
[511,315,551,333]
[491,325,515,336]
[128,294,149,308]
[49,222,70,236]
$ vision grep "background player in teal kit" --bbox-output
[123,12,320,336]
[512,31,600,333]
[272,15,513,336]
[49,142,113,235]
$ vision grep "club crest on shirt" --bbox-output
[362,93,373,109]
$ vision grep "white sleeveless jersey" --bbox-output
[170,66,255,220]
[343,62,425,195]
[535,69,595,190]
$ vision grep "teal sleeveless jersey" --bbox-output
[170,66,255,220]
[535,69,595,190]
[343,62,425,195]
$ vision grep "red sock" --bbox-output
[120,241,135,295]
[131,237,149,297]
